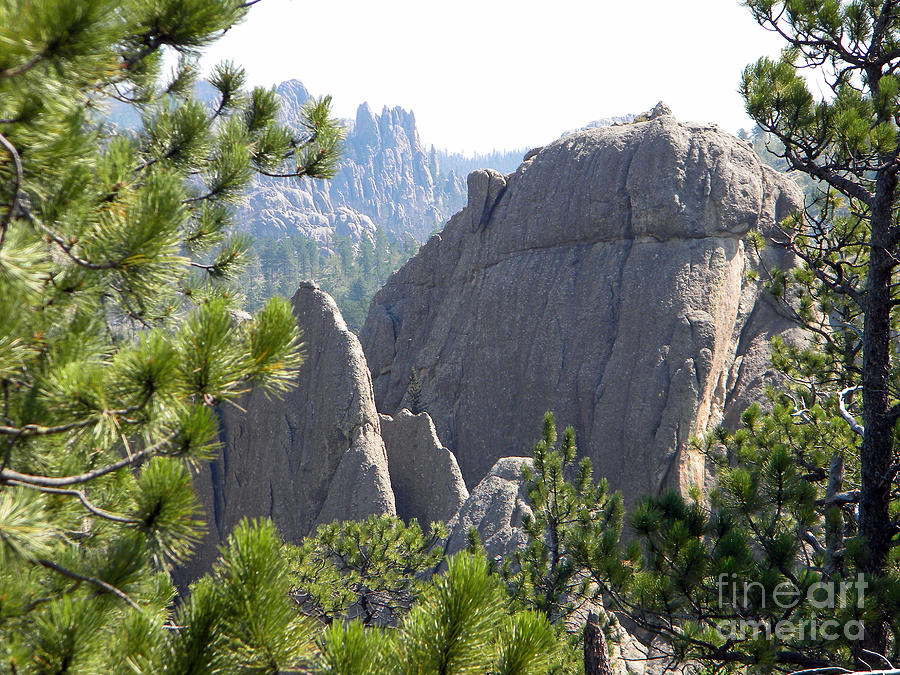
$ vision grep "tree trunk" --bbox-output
[823,452,844,578]
[584,611,612,675]
[859,182,897,653]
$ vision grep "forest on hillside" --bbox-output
[242,230,419,332]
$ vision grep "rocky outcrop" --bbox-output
[379,409,468,525]
[239,80,467,243]
[360,112,804,504]
[445,457,533,560]
[561,113,636,137]
[181,283,396,581]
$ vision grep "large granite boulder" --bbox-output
[445,457,533,560]
[181,283,396,581]
[378,409,468,525]
[360,112,804,503]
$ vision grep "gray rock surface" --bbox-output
[111,79,523,246]
[379,409,469,525]
[360,113,805,504]
[562,114,637,137]
[445,457,533,560]
[181,282,396,582]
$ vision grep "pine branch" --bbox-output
[7,480,139,524]
[783,145,875,206]
[0,52,47,80]
[26,209,122,270]
[751,4,865,68]
[256,167,309,179]
[0,131,23,248]
[0,431,177,487]
[0,402,146,438]
[122,35,166,71]
[36,558,141,611]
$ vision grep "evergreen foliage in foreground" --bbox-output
[0,5,573,671]
[502,412,624,626]
[313,552,564,675]
[0,0,343,670]
[288,515,445,626]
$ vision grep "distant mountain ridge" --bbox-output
[240,79,524,243]
[109,78,640,245]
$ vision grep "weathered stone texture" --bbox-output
[360,113,804,503]
[445,457,534,560]
[181,283,395,581]
[379,409,468,525]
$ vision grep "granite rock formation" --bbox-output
[110,79,525,246]
[379,409,468,525]
[360,111,805,503]
[239,80,466,243]
[444,457,534,560]
[181,283,396,581]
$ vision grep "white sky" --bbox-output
[200,0,788,155]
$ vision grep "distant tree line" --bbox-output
[241,230,420,333]
[430,145,525,183]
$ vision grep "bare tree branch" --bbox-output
[838,386,865,436]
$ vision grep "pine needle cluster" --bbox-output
[0,0,343,670]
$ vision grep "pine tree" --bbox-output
[0,0,342,670]
[571,5,900,671]
[392,552,561,675]
[315,552,565,674]
[739,5,900,624]
[404,368,425,415]
[503,412,624,626]
[287,515,446,626]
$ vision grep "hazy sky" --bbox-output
[200,0,787,155]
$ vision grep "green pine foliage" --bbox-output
[316,619,390,675]
[577,389,873,673]
[562,3,900,672]
[403,368,425,415]
[164,518,319,673]
[745,126,819,201]
[0,0,344,670]
[503,412,624,625]
[391,553,561,675]
[287,515,446,626]
[287,520,570,673]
